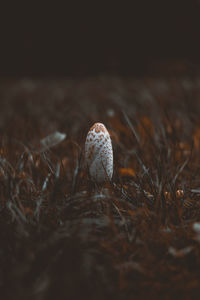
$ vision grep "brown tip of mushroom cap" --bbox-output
[90,123,107,133]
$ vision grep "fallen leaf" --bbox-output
[119,168,136,177]
[40,131,66,150]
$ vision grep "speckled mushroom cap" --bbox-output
[85,123,113,183]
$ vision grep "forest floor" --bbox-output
[1,77,200,299]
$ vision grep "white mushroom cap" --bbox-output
[85,123,113,183]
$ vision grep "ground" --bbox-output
[0,77,200,299]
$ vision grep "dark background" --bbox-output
[1,0,200,77]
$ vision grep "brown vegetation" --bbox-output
[1,77,200,299]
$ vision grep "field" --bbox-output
[1,77,200,299]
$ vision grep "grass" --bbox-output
[1,77,200,299]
